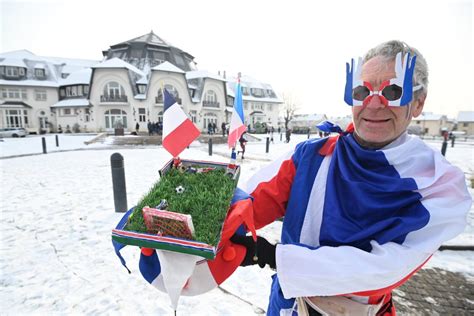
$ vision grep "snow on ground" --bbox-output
[0,133,473,315]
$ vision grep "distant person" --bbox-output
[221,122,227,137]
[135,122,140,134]
[238,132,248,159]
[212,122,217,134]
[147,120,152,136]
[208,122,213,135]
[229,40,471,315]
[285,128,291,143]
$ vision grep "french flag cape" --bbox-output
[241,131,471,315]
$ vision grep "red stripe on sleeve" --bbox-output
[251,158,296,229]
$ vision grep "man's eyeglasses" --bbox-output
[344,52,419,107]
[352,81,422,106]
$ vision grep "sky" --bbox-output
[0,0,472,118]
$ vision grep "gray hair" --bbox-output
[363,40,428,99]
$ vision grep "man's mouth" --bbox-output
[363,118,390,123]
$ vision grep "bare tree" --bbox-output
[281,92,300,130]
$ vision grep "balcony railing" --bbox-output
[156,96,182,104]
[202,100,220,108]
[100,94,128,103]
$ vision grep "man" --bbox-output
[230,40,471,315]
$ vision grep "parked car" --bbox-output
[0,127,28,138]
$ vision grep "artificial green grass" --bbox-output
[126,167,237,246]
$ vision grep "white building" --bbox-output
[0,31,282,134]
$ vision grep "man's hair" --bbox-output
[363,40,429,99]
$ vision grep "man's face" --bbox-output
[352,56,425,149]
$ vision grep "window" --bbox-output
[1,88,27,100]
[138,108,146,122]
[156,84,180,103]
[63,109,71,115]
[189,110,197,123]
[205,90,217,102]
[137,84,146,94]
[105,109,128,128]
[60,89,66,97]
[463,123,468,127]
[5,66,19,77]
[203,113,217,130]
[103,81,126,101]
[251,88,263,97]
[85,108,90,122]
[64,86,80,97]
[84,85,89,95]
[203,90,219,107]
[242,87,250,95]
[35,68,45,78]
[35,90,47,101]
[5,109,28,128]
[175,55,185,67]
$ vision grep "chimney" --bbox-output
[223,70,226,79]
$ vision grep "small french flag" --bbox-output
[162,89,200,157]
[228,78,247,148]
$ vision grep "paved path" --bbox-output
[393,267,473,315]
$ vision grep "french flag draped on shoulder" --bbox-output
[227,78,247,148]
[162,88,200,157]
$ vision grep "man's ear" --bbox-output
[412,93,427,118]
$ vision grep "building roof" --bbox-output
[60,68,92,86]
[417,112,447,121]
[0,50,97,88]
[112,30,170,48]
[293,114,328,122]
[0,58,28,68]
[51,98,90,108]
[92,57,144,75]
[456,111,474,122]
[152,61,185,73]
[0,101,32,108]
[102,31,196,72]
[186,70,225,81]
[225,76,282,103]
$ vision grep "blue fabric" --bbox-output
[267,274,295,316]
[139,250,161,283]
[317,121,343,134]
[163,88,176,112]
[112,207,135,273]
[320,135,429,251]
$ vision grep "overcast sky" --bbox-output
[1,0,472,118]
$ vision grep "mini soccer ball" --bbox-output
[175,185,185,194]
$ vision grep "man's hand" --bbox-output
[230,234,276,269]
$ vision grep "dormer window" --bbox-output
[35,68,46,79]
[4,66,25,78]
[137,84,146,94]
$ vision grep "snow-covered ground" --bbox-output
[0,133,472,315]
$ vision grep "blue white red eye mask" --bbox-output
[344,52,421,107]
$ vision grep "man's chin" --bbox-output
[353,131,393,149]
